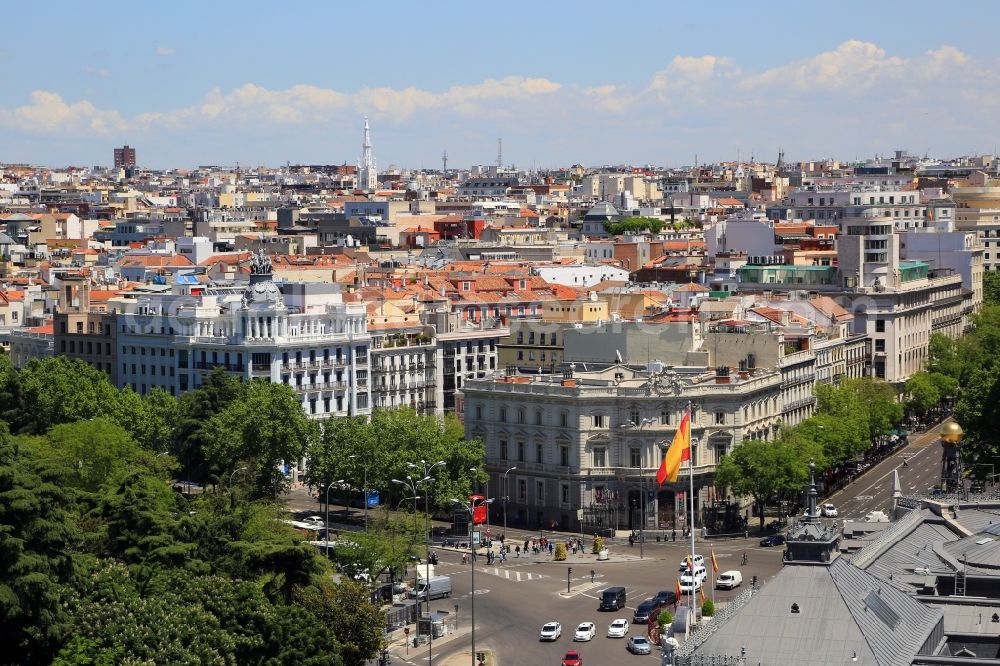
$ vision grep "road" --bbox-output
[283,424,949,665]
[825,425,943,521]
[392,538,786,666]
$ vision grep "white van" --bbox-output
[679,566,707,593]
[715,570,742,590]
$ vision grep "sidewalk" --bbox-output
[433,543,644,564]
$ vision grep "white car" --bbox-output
[539,622,562,641]
[607,618,630,638]
[822,503,838,518]
[678,554,705,572]
[573,622,596,642]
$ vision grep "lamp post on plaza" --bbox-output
[621,418,654,559]
[939,421,965,499]
[324,478,344,557]
[503,466,517,540]
[350,454,371,533]
[451,496,494,666]
[407,460,446,666]
[392,476,427,540]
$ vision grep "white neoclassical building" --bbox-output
[114,251,371,419]
[461,363,783,536]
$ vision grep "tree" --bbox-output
[928,333,964,381]
[984,270,1000,306]
[0,425,79,665]
[174,368,245,486]
[715,437,805,531]
[203,379,317,498]
[295,580,386,666]
[603,216,665,236]
[41,418,159,493]
[954,365,1000,474]
[904,372,941,416]
[14,357,124,434]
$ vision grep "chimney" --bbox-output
[714,366,731,384]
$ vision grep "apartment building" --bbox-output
[114,252,372,421]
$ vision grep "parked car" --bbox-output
[607,618,630,638]
[822,503,838,518]
[652,590,677,607]
[562,650,583,666]
[573,622,596,642]
[633,599,661,624]
[540,622,562,641]
[678,554,705,572]
[760,534,786,547]
[715,571,742,590]
[627,636,652,655]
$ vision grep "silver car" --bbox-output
[627,635,652,655]
[539,622,562,641]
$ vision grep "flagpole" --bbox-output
[688,401,696,630]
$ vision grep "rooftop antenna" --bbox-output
[442,149,448,173]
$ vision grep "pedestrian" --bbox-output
[515,545,520,558]
[549,542,554,555]
[741,551,748,566]
[629,534,635,547]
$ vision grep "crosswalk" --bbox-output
[434,561,550,583]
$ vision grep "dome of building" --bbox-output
[242,249,286,310]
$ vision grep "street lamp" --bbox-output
[503,466,517,541]
[392,476,428,540]
[325,478,344,557]
[451,496,494,666]
[350,454,371,533]
[407,460,446,665]
[228,466,248,489]
[621,418,655,558]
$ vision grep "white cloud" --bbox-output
[646,55,740,104]
[0,91,126,134]
[155,46,176,56]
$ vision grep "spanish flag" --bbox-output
[675,577,682,599]
[711,549,719,574]
[698,585,706,605]
[656,409,691,486]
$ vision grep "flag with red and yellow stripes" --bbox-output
[711,549,719,574]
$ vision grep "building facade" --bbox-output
[461,363,782,535]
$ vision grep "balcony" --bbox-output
[193,362,244,372]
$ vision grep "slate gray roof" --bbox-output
[865,520,959,583]
[582,202,621,220]
[681,558,942,665]
[944,530,1000,571]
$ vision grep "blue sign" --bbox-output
[366,490,380,508]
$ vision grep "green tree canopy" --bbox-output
[715,435,806,530]
[603,216,665,236]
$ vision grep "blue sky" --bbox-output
[2,1,999,169]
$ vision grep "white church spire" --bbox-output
[358,116,377,191]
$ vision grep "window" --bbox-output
[535,409,543,425]
[875,320,886,333]
[593,414,605,428]
[535,443,543,463]
[875,339,885,352]
[715,411,725,425]
[660,410,671,425]
[630,447,641,468]
[499,406,507,422]
[517,408,525,424]
[536,481,545,504]
[593,447,606,467]
[560,445,569,467]
[475,404,483,420]
[517,441,525,462]
[629,408,640,424]
[518,479,527,501]
[561,483,570,505]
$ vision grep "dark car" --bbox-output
[652,590,677,607]
[633,599,662,624]
[760,534,785,547]
[562,649,583,666]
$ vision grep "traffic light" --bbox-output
[568,567,573,575]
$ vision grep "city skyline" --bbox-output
[3,1,1000,168]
